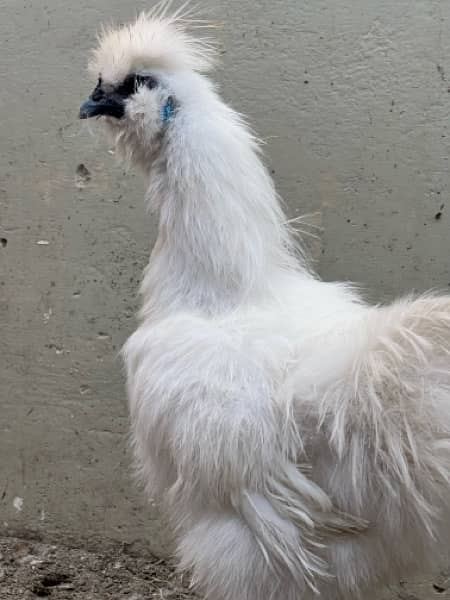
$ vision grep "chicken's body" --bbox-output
[80,9,450,599]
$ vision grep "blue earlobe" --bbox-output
[162,96,175,124]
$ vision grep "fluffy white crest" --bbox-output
[88,3,216,85]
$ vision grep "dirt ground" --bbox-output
[0,536,193,600]
[0,535,449,600]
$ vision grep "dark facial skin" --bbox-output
[79,74,158,119]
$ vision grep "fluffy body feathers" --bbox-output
[83,8,450,599]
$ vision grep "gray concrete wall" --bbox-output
[1,0,449,555]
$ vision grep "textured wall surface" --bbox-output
[1,0,449,557]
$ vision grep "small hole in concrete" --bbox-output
[41,573,70,588]
[76,163,91,179]
[31,584,50,597]
[0,238,7,248]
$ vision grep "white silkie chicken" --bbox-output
[79,8,450,600]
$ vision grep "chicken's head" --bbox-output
[79,9,215,169]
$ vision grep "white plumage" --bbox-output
[80,7,450,599]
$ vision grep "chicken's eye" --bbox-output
[115,74,158,98]
[115,75,138,98]
[136,74,158,90]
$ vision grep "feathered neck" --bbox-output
[139,80,308,319]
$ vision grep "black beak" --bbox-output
[79,94,125,120]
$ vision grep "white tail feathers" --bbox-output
[318,295,450,544]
